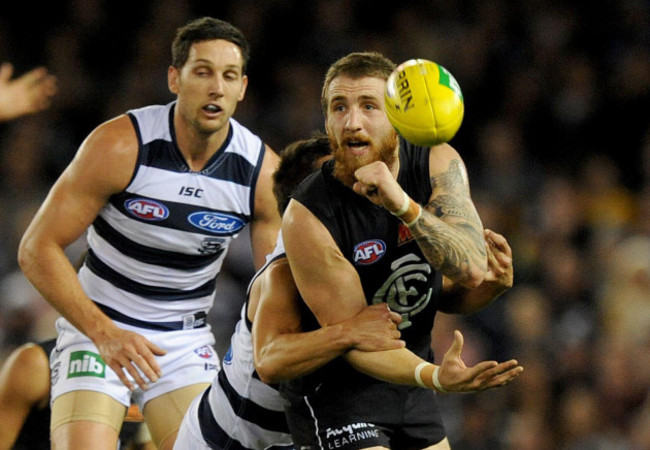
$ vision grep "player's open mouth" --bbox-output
[203,104,223,114]
[346,140,369,154]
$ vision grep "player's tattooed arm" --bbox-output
[408,158,487,287]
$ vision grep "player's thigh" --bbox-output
[173,398,212,450]
[143,383,209,450]
[422,437,451,450]
[52,422,119,450]
[51,390,126,450]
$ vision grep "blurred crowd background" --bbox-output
[1,1,649,448]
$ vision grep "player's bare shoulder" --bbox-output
[70,114,139,193]
[81,115,138,160]
[428,143,470,190]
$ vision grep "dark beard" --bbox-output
[332,131,399,187]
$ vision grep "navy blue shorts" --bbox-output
[283,380,447,450]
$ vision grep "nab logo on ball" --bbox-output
[353,240,386,265]
[384,59,464,146]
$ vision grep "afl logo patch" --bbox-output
[193,345,214,359]
[353,239,386,265]
[188,212,245,235]
[125,198,169,220]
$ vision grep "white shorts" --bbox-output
[173,394,211,450]
[50,317,220,410]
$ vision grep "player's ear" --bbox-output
[168,66,179,94]
[238,75,248,101]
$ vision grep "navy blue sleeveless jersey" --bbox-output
[284,138,443,396]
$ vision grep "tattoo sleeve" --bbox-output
[408,159,487,284]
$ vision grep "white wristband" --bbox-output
[433,366,448,393]
[404,204,422,227]
[390,191,410,217]
[414,362,429,388]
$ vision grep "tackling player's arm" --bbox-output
[0,343,50,450]
[283,201,521,392]
[17,116,165,390]
[252,258,404,384]
[249,145,282,270]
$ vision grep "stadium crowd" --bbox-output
[0,1,648,448]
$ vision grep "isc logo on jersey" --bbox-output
[125,198,170,221]
[67,351,106,378]
[353,240,386,265]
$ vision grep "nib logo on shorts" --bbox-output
[67,351,106,378]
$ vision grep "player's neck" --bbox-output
[175,121,230,171]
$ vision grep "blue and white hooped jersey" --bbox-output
[77,101,266,328]
[196,235,293,448]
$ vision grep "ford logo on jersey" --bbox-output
[353,239,387,265]
[188,212,246,235]
[125,198,169,221]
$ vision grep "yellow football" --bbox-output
[384,59,464,146]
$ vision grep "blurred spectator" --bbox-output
[597,234,650,346]
[578,154,637,254]
[503,410,556,450]
[471,118,543,234]
[555,384,618,449]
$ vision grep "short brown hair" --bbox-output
[273,133,332,215]
[321,52,396,114]
[171,17,250,73]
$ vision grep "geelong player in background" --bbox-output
[18,17,280,450]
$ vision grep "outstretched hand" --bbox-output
[94,327,167,391]
[0,63,58,121]
[437,330,522,393]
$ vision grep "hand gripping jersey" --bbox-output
[284,139,443,395]
[185,237,293,449]
[77,101,266,330]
